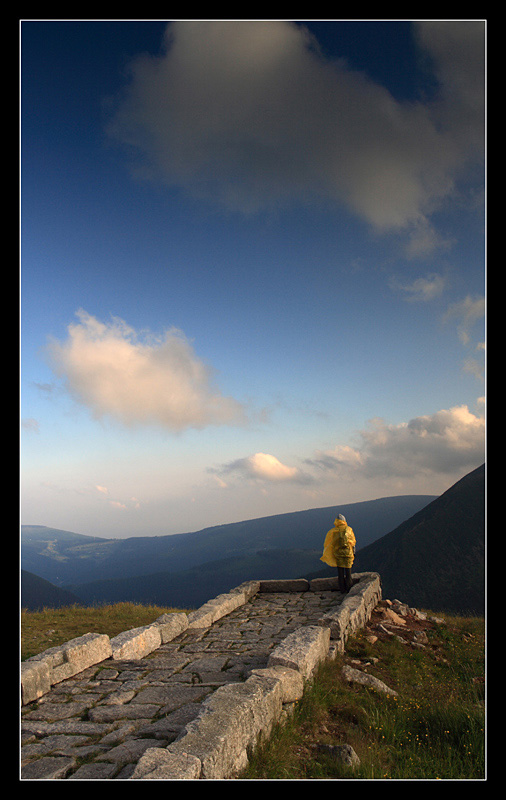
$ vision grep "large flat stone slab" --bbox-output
[268,625,330,680]
[110,624,161,660]
[154,612,189,643]
[22,633,112,704]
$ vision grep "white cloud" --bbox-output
[389,272,446,302]
[307,404,485,480]
[403,220,454,259]
[107,20,484,245]
[46,310,246,432]
[207,403,484,509]
[211,451,312,485]
[463,353,485,381]
[444,295,485,345]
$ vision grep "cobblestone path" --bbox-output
[21,589,343,780]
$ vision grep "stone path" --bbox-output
[21,587,343,780]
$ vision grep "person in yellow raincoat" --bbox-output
[320,514,356,593]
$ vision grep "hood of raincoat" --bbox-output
[320,518,356,569]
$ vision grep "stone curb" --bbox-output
[20,580,275,704]
[21,615,191,705]
[21,633,113,705]
[131,572,381,780]
[318,572,382,647]
[267,625,331,680]
[164,673,285,779]
[21,571,381,778]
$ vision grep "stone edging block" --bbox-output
[249,665,304,703]
[127,749,202,780]
[154,611,190,643]
[159,673,285,779]
[318,572,382,644]
[21,633,112,705]
[110,623,162,661]
[187,589,249,628]
[268,625,331,680]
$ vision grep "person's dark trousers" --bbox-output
[338,567,352,593]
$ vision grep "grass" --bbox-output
[20,601,192,661]
[241,612,485,780]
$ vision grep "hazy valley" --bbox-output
[21,464,485,615]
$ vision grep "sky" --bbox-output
[20,19,486,539]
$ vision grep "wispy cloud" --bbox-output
[95,486,141,512]
[46,310,246,432]
[96,485,141,512]
[444,295,485,345]
[107,20,484,251]
[21,418,40,433]
[109,500,127,510]
[389,272,446,302]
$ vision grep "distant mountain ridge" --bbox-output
[20,469,485,614]
[64,467,485,613]
[21,494,436,591]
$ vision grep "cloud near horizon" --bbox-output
[210,451,313,486]
[46,310,246,432]
[107,20,484,251]
[306,404,485,481]
[208,402,484,495]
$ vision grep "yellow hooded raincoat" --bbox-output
[320,518,356,569]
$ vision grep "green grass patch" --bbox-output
[242,613,485,780]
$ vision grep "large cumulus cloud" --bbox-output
[107,20,484,247]
[46,310,246,431]
[306,404,485,480]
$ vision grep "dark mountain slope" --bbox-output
[21,570,82,611]
[353,464,485,614]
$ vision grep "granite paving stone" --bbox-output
[21,587,343,779]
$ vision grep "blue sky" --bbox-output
[20,20,486,539]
